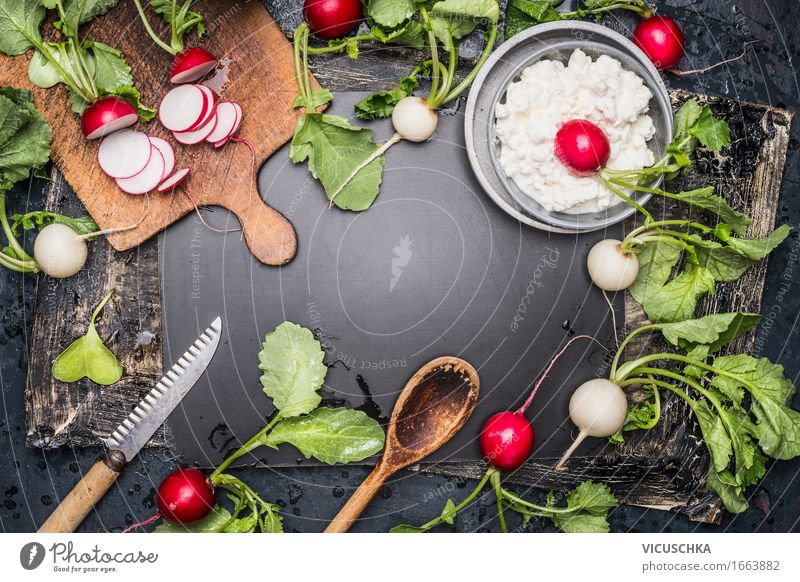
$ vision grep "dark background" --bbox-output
[2,0,799,533]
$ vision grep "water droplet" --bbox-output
[40,495,52,506]
[332,487,345,498]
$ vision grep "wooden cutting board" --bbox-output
[0,0,307,266]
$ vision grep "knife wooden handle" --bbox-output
[38,450,126,533]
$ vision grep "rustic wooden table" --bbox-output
[1,0,799,533]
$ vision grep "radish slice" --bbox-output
[170,48,218,84]
[174,113,218,145]
[115,147,165,194]
[148,137,175,180]
[205,102,238,143]
[188,85,217,130]
[81,96,138,140]
[157,168,190,192]
[227,102,243,137]
[98,129,152,179]
[159,85,207,132]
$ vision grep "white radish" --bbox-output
[158,85,207,132]
[587,239,640,291]
[97,129,152,179]
[148,137,175,180]
[115,147,165,194]
[81,96,138,140]
[174,113,217,145]
[205,102,238,143]
[555,379,628,470]
[33,200,151,278]
[158,168,190,192]
[329,95,438,205]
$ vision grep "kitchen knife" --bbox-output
[38,316,223,533]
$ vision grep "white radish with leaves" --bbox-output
[555,379,628,470]
[587,239,640,291]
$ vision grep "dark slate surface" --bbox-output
[2,0,799,533]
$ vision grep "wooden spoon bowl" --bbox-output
[325,356,479,532]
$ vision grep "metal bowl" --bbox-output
[465,21,673,233]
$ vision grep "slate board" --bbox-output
[159,92,618,467]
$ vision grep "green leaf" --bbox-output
[642,264,716,323]
[354,73,419,120]
[672,187,751,235]
[439,499,457,525]
[726,224,792,260]
[60,0,120,36]
[262,407,385,464]
[289,113,385,211]
[509,0,560,22]
[706,468,748,514]
[11,210,97,238]
[0,0,45,56]
[691,106,731,151]
[0,87,52,185]
[368,0,416,28]
[658,312,760,354]
[691,399,733,473]
[547,481,617,533]
[628,241,682,305]
[104,85,156,122]
[609,387,659,444]
[152,0,206,41]
[51,289,123,386]
[429,0,500,50]
[155,505,235,533]
[379,19,426,50]
[672,99,703,141]
[258,321,326,417]
[292,88,333,110]
[90,41,133,92]
[27,44,67,89]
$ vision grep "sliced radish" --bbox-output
[157,168,190,192]
[174,113,217,145]
[148,136,175,180]
[115,147,165,194]
[228,102,243,136]
[159,85,207,132]
[81,96,138,140]
[206,102,238,143]
[184,85,217,132]
[98,129,152,179]
[170,48,218,84]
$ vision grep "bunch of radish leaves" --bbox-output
[156,322,385,533]
[609,312,800,513]
[132,0,205,56]
[505,0,653,38]
[609,99,791,322]
[0,0,153,118]
[291,0,501,210]
[393,471,618,533]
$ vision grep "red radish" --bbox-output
[159,85,208,132]
[554,119,611,176]
[170,47,218,84]
[186,85,218,132]
[157,468,215,524]
[205,102,238,143]
[158,168,190,192]
[148,137,175,180]
[480,411,534,471]
[174,113,217,145]
[303,0,361,40]
[633,15,685,71]
[81,96,138,140]
[116,147,165,194]
[97,129,152,179]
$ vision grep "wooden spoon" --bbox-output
[325,356,480,533]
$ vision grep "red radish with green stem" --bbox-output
[132,0,217,84]
[304,0,362,40]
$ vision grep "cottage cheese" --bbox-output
[495,49,656,213]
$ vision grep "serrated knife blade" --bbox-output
[38,316,223,533]
[104,316,223,462]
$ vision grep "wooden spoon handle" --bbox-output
[38,454,125,533]
[325,463,392,533]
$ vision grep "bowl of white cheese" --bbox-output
[465,21,673,233]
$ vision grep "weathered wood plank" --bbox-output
[25,170,164,449]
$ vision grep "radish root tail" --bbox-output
[122,512,162,533]
[517,334,607,415]
[555,430,589,471]
[329,133,401,207]
[670,41,758,76]
[78,194,151,240]
[602,289,620,349]
[181,187,241,234]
